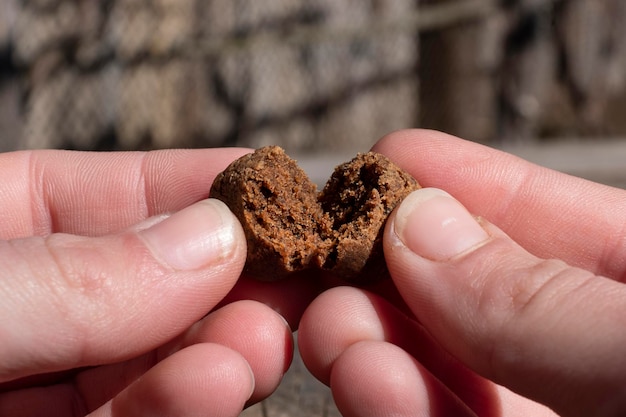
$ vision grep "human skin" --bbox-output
[0,148,321,416]
[298,129,626,417]
[4,132,625,416]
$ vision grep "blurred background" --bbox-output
[2,0,626,155]
[1,1,625,415]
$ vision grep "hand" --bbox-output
[299,129,626,417]
[0,149,293,416]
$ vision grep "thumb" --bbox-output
[0,199,246,382]
[384,188,626,417]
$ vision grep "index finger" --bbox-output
[373,129,626,281]
[0,148,250,239]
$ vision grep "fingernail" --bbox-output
[246,361,256,400]
[394,188,489,261]
[139,199,239,271]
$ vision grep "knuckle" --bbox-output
[474,252,595,378]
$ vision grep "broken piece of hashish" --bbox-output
[209,146,421,283]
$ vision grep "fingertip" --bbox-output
[139,198,246,272]
[382,188,492,322]
[330,340,474,417]
[330,341,426,417]
[185,300,293,403]
[390,188,490,261]
[108,343,254,417]
[298,287,389,385]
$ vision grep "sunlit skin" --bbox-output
[1,129,625,416]
[300,130,626,417]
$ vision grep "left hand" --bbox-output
[0,149,296,416]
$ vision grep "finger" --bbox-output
[0,344,254,417]
[299,287,491,414]
[0,199,246,382]
[174,300,293,404]
[330,340,476,417]
[0,148,250,239]
[1,301,291,414]
[299,286,555,417]
[97,343,254,417]
[385,188,626,416]
[372,129,626,281]
[67,300,291,412]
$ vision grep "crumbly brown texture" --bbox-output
[210,146,420,283]
[209,146,330,278]
[319,151,421,282]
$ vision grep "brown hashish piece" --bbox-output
[209,146,331,279]
[318,151,421,282]
[209,146,420,283]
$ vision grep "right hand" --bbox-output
[299,129,626,417]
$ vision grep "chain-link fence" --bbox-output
[1,0,626,152]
